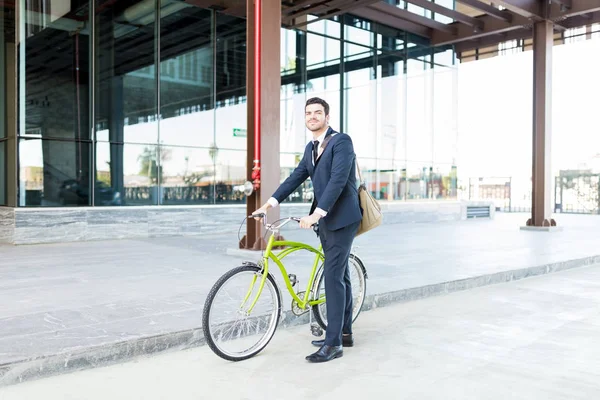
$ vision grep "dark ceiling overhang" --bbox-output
[195,0,600,53]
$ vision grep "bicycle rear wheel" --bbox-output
[311,253,367,331]
[202,265,281,361]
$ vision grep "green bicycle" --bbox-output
[202,213,368,361]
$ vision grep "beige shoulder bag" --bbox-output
[355,158,383,236]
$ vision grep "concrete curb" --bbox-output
[2,254,599,387]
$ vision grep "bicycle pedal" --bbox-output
[288,274,297,287]
[310,323,323,337]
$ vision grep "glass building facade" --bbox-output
[1,0,457,208]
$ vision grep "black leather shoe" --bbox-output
[311,334,354,348]
[306,345,343,363]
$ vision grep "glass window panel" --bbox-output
[406,72,431,167]
[307,75,340,93]
[433,0,454,24]
[345,81,376,159]
[406,162,431,200]
[345,67,372,88]
[215,101,246,150]
[95,0,158,144]
[432,163,458,199]
[19,0,91,141]
[434,48,454,67]
[159,6,213,146]
[281,86,308,155]
[356,156,378,197]
[307,34,340,70]
[345,24,372,47]
[407,58,426,74]
[593,24,600,39]
[1,5,7,141]
[374,158,396,201]
[95,141,156,206]
[159,145,216,205]
[307,76,325,93]
[281,28,297,74]
[324,19,340,39]
[433,67,457,166]
[407,4,426,15]
[378,75,404,197]
[0,6,7,205]
[214,149,247,204]
[326,74,340,91]
[345,42,371,61]
[280,152,312,204]
[19,138,92,206]
[0,141,5,205]
[215,14,246,107]
[306,16,325,34]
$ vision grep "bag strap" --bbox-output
[355,156,363,184]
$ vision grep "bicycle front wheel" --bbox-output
[202,265,281,361]
[312,253,367,331]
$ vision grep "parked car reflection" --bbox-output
[58,179,122,206]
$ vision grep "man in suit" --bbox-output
[252,97,362,363]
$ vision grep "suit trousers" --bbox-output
[318,220,361,347]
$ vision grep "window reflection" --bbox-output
[20,0,91,141]
[281,85,308,155]
[160,6,213,146]
[215,13,246,106]
[214,103,246,150]
[406,72,431,167]
[159,145,215,205]
[345,79,376,159]
[19,139,92,206]
[95,142,156,206]
[433,67,458,166]
[10,3,461,208]
[215,13,247,148]
[281,28,297,74]
[0,141,5,205]
[280,152,312,204]
[95,0,158,144]
[214,149,247,204]
[156,147,247,205]
[405,162,430,200]
[307,34,341,71]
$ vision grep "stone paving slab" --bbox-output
[0,212,599,385]
[2,263,600,399]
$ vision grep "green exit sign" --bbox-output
[233,128,247,137]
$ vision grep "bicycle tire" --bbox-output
[311,253,367,331]
[202,265,282,361]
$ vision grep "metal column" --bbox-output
[528,20,555,228]
[243,0,282,249]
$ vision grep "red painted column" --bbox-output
[243,0,281,249]
[252,0,261,192]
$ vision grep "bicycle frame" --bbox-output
[244,220,326,314]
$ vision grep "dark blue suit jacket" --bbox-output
[272,127,362,231]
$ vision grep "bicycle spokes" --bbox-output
[204,268,280,360]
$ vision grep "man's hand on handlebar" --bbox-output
[251,204,270,221]
[299,213,321,230]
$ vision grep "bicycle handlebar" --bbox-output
[248,214,317,233]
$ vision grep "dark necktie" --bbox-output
[313,140,319,165]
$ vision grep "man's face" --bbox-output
[305,104,329,132]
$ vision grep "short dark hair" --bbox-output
[305,97,330,116]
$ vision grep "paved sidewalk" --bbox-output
[2,262,599,399]
[0,212,599,385]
